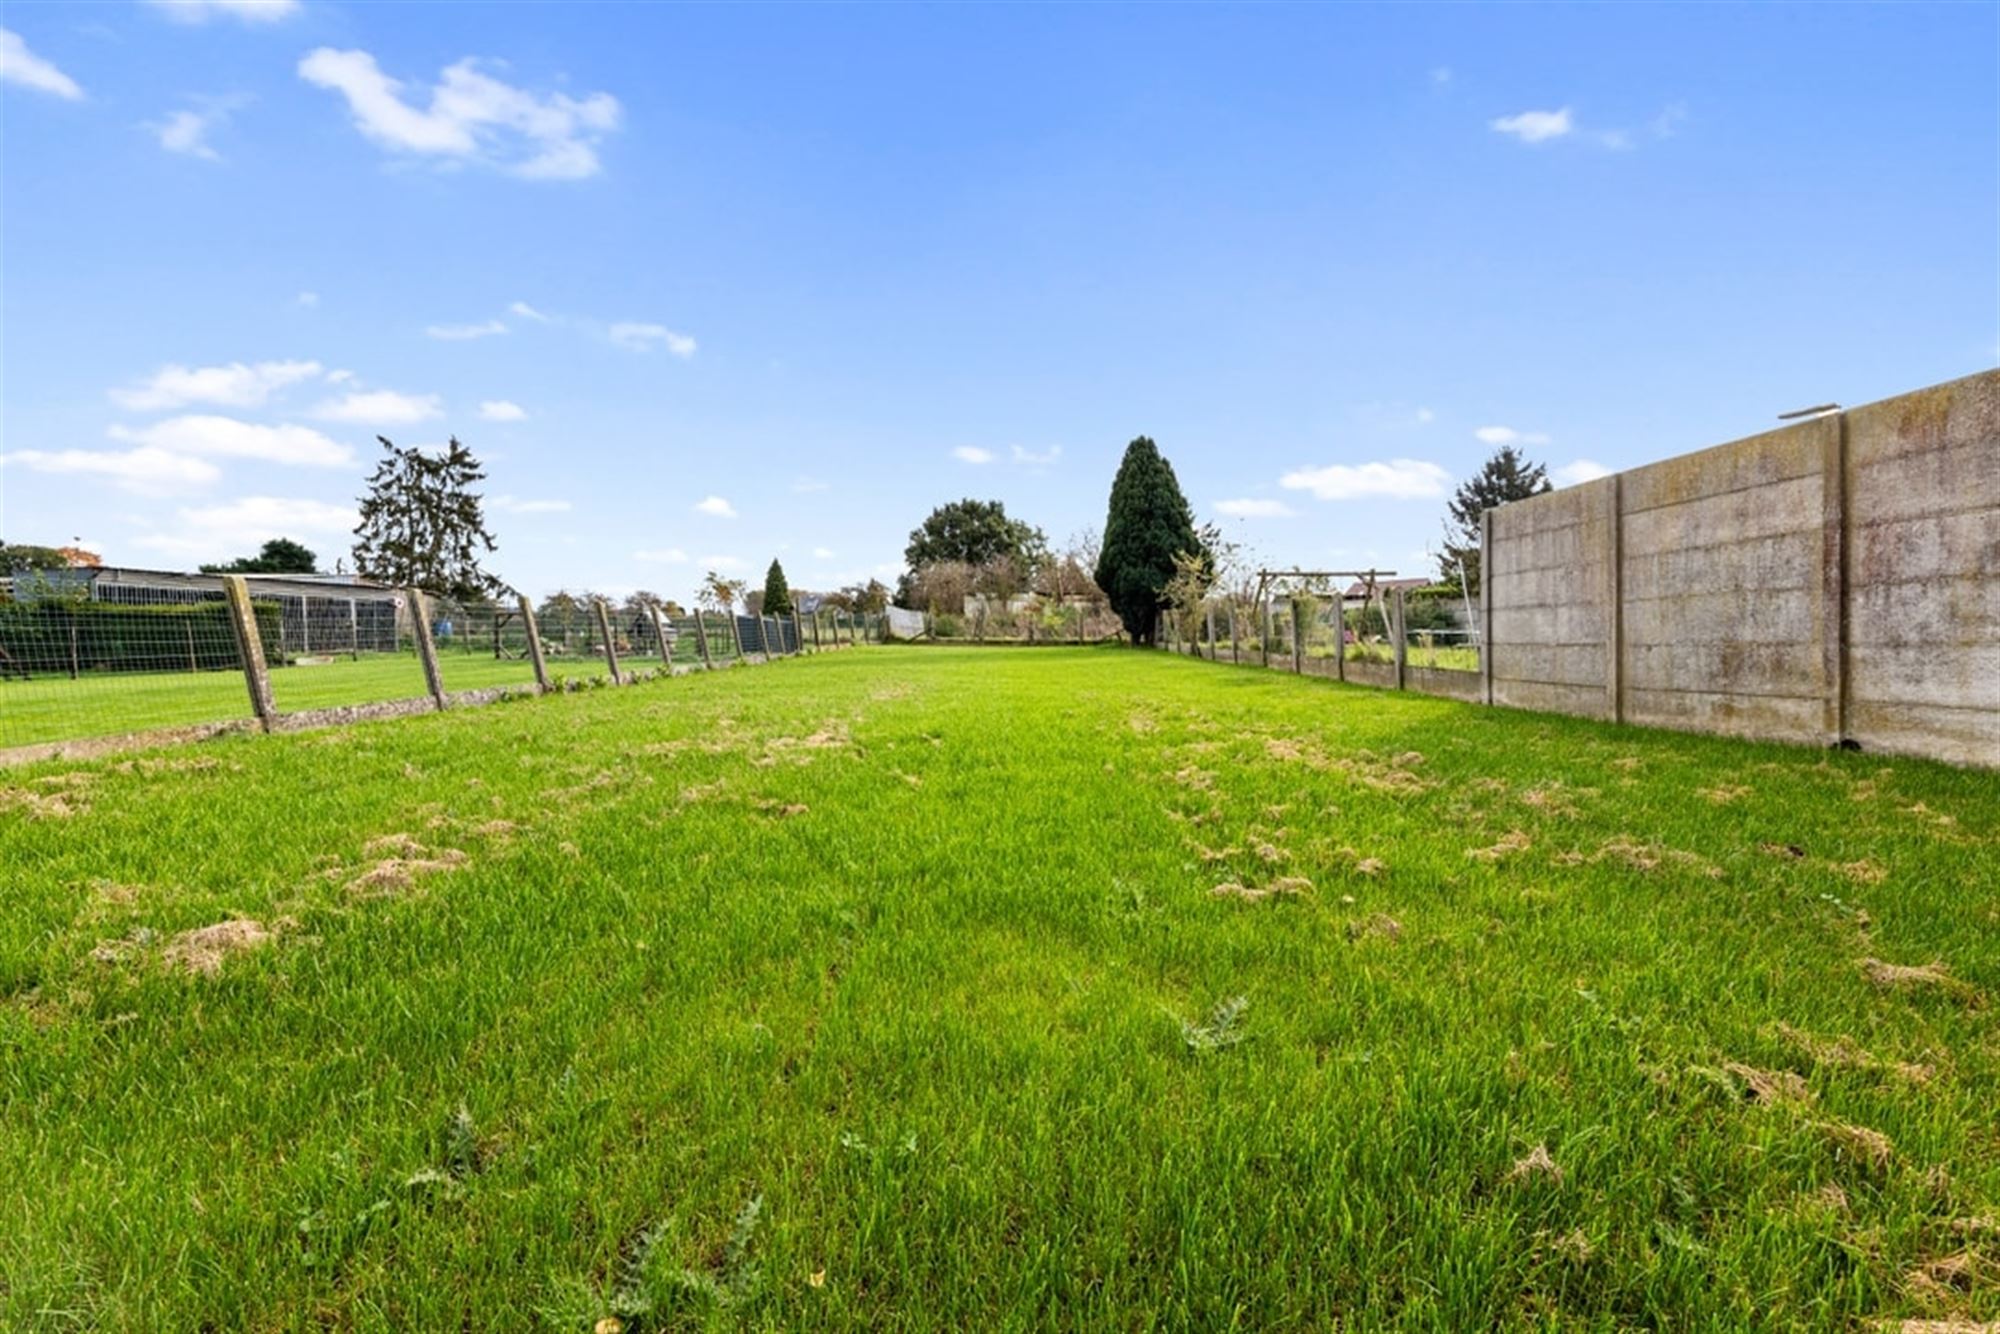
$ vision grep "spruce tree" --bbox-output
[1096,436,1201,644]
[761,559,793,617]
[351,436,506,601]
[1438,445,1553,595]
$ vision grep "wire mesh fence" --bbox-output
[0,571,889,756]
[1169,590,1483,684]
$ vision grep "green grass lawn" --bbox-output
[3,647,1996,1330]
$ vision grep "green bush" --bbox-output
[0,599,281,676]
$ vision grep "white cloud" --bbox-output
[0,447,219,494]
[1430,66,1452,87]
[791,475,829,493]
[108,415,354,467]
[812,546,834,559]
[953,446,994,465]
[1415,407,1436,425]
[1011,444,1062,466]
[298,48,621,180]
[634,547,689,564]
[508,300,550,322]
[145,0,301,23]
[150,104,239,161]
[297,291,319,307]
[1,28,84,100]
[701,554,745,571]
[695,495,737,518]
[1215,498,1296,519]
[488,494,569,514]
[112,359,323,411]
[1474,425,1551,446]
[426,319,507,340]
[309,389,443,425]
[478,399,527,422]
[325,368,355,384]
[133,496,358,561]
[1490,107,1572,144]
[1279,458,1451,501]
[1554,459,1613,486]
[1650,102,1689,140]
[608,322,696,356]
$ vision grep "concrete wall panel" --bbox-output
[1485,369,1997,767]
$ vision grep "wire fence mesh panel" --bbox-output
[261,583,432,716]
[433,600,546,693]
[531,601,616,686]
[0,590,263,748]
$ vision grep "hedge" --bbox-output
[0,599,283,677]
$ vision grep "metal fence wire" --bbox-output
[0,572,892,755]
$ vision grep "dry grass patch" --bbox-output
[1722,1061,1815,1106]
[1698,784,1753,805]
[1507,1144,1563,1184]
[161,918,273,976]
[1556,835,1723,880]
[1775,1023,1936,1084]
[1212,876,1312,904]
[1345,913,1402,942]
[1467,830,1532,863]
[347,846,469,897]
[1818,1119,1896,1169]
[1862,958,1976,999]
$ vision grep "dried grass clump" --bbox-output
[161,919,272,976]
[1507,1144,1562,1184]
[1467,830,1532,863]
[1722,1061,1815,1106]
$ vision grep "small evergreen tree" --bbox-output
[1096,436,1201,644]
[351,436,506,601]
[761,559,793,617]
[1438,445,1553,595]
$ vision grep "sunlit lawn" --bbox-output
[3,647,1995,1329]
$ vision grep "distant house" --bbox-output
[1339,577,1434,611]
[5,565,403,655]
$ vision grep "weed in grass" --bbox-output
[1180,995,1251,1053]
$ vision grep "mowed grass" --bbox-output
[3,647,1996,1330]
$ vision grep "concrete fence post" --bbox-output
[222,575,277,730]
[1391,587,1407,691]
[407,588,448,709]
[1261,600,1272,669]
[647,604,671,671]
[1229,603,1240,664]
[1820,413,1849,746]
[1480,509,1495,707]
[1205,606,1216,661]
[592,597,622,684]
[727,609,743,659]
[1603,476,1623,724]
[811,610,822,651]
[1335,596,1347,683]
[792,607,806,655]
[693,609,714,668]
[1292,600,1304,674]
[518,594,550,691]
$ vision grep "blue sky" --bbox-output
[3,0,1994,600]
